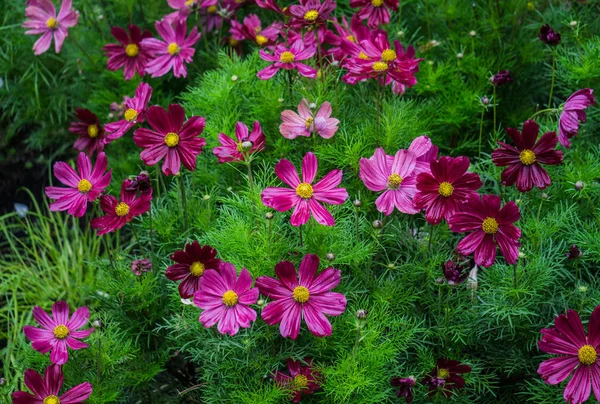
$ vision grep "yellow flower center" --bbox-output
[124,108,138,122]
[438,181,454,197]
[43,395,61,404]
[236,141,245,152]
[167,42,180,55]
[46,17,58,29]
[53,324,69,339]
[482,217,499,234]
[185,0,195,5]
[77,179,92,193]
[305,117,314,129]
[222,290,239,306]
[190,261,205,276]
[125,43,139,57]
[229,38,239,46]
[519,149,536,165]
[164,132,180,147]
[578,345,597,365]
[438,368,450,379]
[115,202,130,217]
[294,374,309,388]
[255,34,268,46]
[207,5,217,12]
[346,35,356,42]
[304,10,319,21]
[295,183,314,199]
[387,173,403,189]
[293,286,310,303]
[359,51,369,60]
[381,49,397,62]
[87,124,99,138]
[371,0,384,6]
[372,61,388,71]
[280,51,295,63]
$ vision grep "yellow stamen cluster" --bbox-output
[519,149,536,165]
[190,261,205,276]
[387,173,403,189]
[124,108,138,122]
[305,117,314,129]
[438,181,454,197]
[438,368,450,379]
[207,5,217,12]
[578,345,597,365]
[371,0,384,6]
[53,324,69,339]
[43,395,61,404]
[115,202,130,217]
[87,124,99,138]
[167,42,180,55]
[482,217,499,234]
[229,38,239,46]
[222,290,239,306]
[359,51,369,60]
[164,132,180,147]
[280,51,295,63]
[255,34,268,46]
[294,374,309,388]
[46,17,58,29]
[77,179,92,193]
[346,35,356,43]
[381,49,397,62]
[304,10,319,21]
[125,43,139,57]
[185,0,195,5]
[295,183,314,199]
[293,286,310,303]
[372,61,388,71]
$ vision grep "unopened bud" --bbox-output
[353,199,362,207]
[469,30,476,37]
[265,212,274,220]
[569,21,578,27]
[326,252,335,261]
[92,320,104,328]
[372,220,383,229]
[435,277,444,284]
[231,75,238,81]
[309,102,317,109]
[203,195,211,200]
[578,285,588,293]
[456,52,463,59]
[481,96,489,105]
[575,181,584,191]
[541,193,548,199]
[356,309,368,320]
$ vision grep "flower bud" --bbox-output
[569,21,578,27]
[309,102,317,109]
[203,195,211,200]
[567,245,583,259]
[92,319,104,328]
[481,96,490,105]
[469,30,476,37]
[541,193,548,199]
[372,220,383,229]
[353,199,362,207]
[575,181,584,191]
[456,53,463,59]
[326,252,335,261]
[578,285,588,293]
[231,75,238,81]
[265,212,274,220]
[490,70,513,87]
[356,309,368,320]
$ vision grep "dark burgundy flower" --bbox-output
[390,376,416,403]
[567,245,583,260]
[12,364,92,404]
[165,242,223,298]
[490,70,513,87]
[131,259,152,275]
[492,120,563,192]
[539,24,561,46]
[69,108,106,156]
[125,172,152,194]
[273,359,322,403]
[422,358,471,398]
[442,259,471,286]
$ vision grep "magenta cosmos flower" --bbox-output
[558,88,596,148]
[105,82,152,142]
[261,152,348,226]
[230,14,282,47]
[193,262,259,336]
[414,156,482,224]
[90,179,152,236]
[350,0,398,28]
[257,39,317,80]
[288,0,336,28]
[69,108,105,156]
[257,254,347,339]
[492,120,563,192]
[12,364,92,404]
[448,194,521,268]
[274,359,322,402]
[537,306,600,404]
[103,25,152,80]
[213,121,265,163]
[166,242,223,298]
[133,104,206,176]
[45,152,112,218]
[140,19,200,78]
[23,0,78,55]
[280,99,340,139]
[23,301,94,365]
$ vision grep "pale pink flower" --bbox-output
[280,99,340,139]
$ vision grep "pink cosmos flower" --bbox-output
[140,19,200,78]
[12,364,92,404]
[90,179,152,236]
[257,39,317,80]
[193,262,259,336]
[133,104,206,176]
[212,121,266,163]
[261,152,348,226]
[492,120,563,192]
[257,254,347,339]
[558,89,596,148]
[103,24,153,80]
[448,194,521,268]
[328,15,371,63]
[69,108,105,156]
[23,0,78,55]
[256,0,286,14]
[105,82,153,142]
[23,301,94,365]
[166,242,223,299]
[350,0,399,28]
[280,99,339,139]
[414,156,483,225]
[537,306,600,404]
[45,152,112,218]
[410,135,438,174]
[288,0,336,28]
[165,0,207,22]
[273,359,322,402]
[230,14,282,47]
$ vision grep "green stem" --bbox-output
[529,108,558,121]
[246,161,254,189]
[97,336,102,382]
[493,86,497,135]
[548,49,556,108]
[179,174,188,230]
[352,323,362,357]
[299,225,303,247]
[536,198,544,223]
[354,207,360,242]
[512,262,518,291]
[428,223,435,251]
[478,107,485,157]
[131,224,141,252]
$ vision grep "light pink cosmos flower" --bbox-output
[558,88,596,148]
[23,0,78,55]
[12,364,92,404]
[193,262,259,336]
[213,121,266,163]
[141,19,200,78]
[257,39,317,80]
[102,24,153,80]
[45,152,112,217]
[350,0,398,28]
[230,14,282,47]
[257,254,347,339]
[261,152,348,226]
[105,82,153,142]
[23,301,94,365]
[280,99,340,139]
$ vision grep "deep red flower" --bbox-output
[69,108,105,156]
[165,242,223,299]
[390,376,416,403]
[103,24,152,80]
[490,70,512,87]
[422,358,471,398]
[539,24,561,46]
[12,364,92,404]
[273,359,322,402]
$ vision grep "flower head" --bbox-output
[193,262,259,336]
[125,171,152,194]
[273,359,322,402]
[422,358,472,398]
[45,152,112,217]
[539,24,561,46]
[490,70,513,87]
[537,306,600,404]
[105,82,153,142]
[23,0,79,55]
[567,244,583,260]
[558,88,596,148]
[441,256,473,286]
[492,120,563,192]
[23,301,94,365]
[213,120,266,163]
[133,104,206,176]
[448,194,521,268]
[261,152,348,226]
[257,39,317,80]
[131,259,152,275]
[288,0,336,28]
[166,242,223,298]
[280,99,340,139]
[230,14,281,47]
[390,376,416,403]
[257,254,347,339]
[12,364,92,404]
[69,108,106,156]
[103,24,153,80]
[350,0,399,28]
[328,15,370,63]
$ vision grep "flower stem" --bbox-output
[428,223,435,251]
[478,107,485,157]
[352,322,363,357]
[97,335,102,382]
[548,48,556,108]
[246,161,254,189]
[512,262,518,291]
[131,224,141,252]
[354,206,360,242]
[493,86,497,135]
[299,225,303,247]
[528,108,558,121]
[179,174,188,231]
